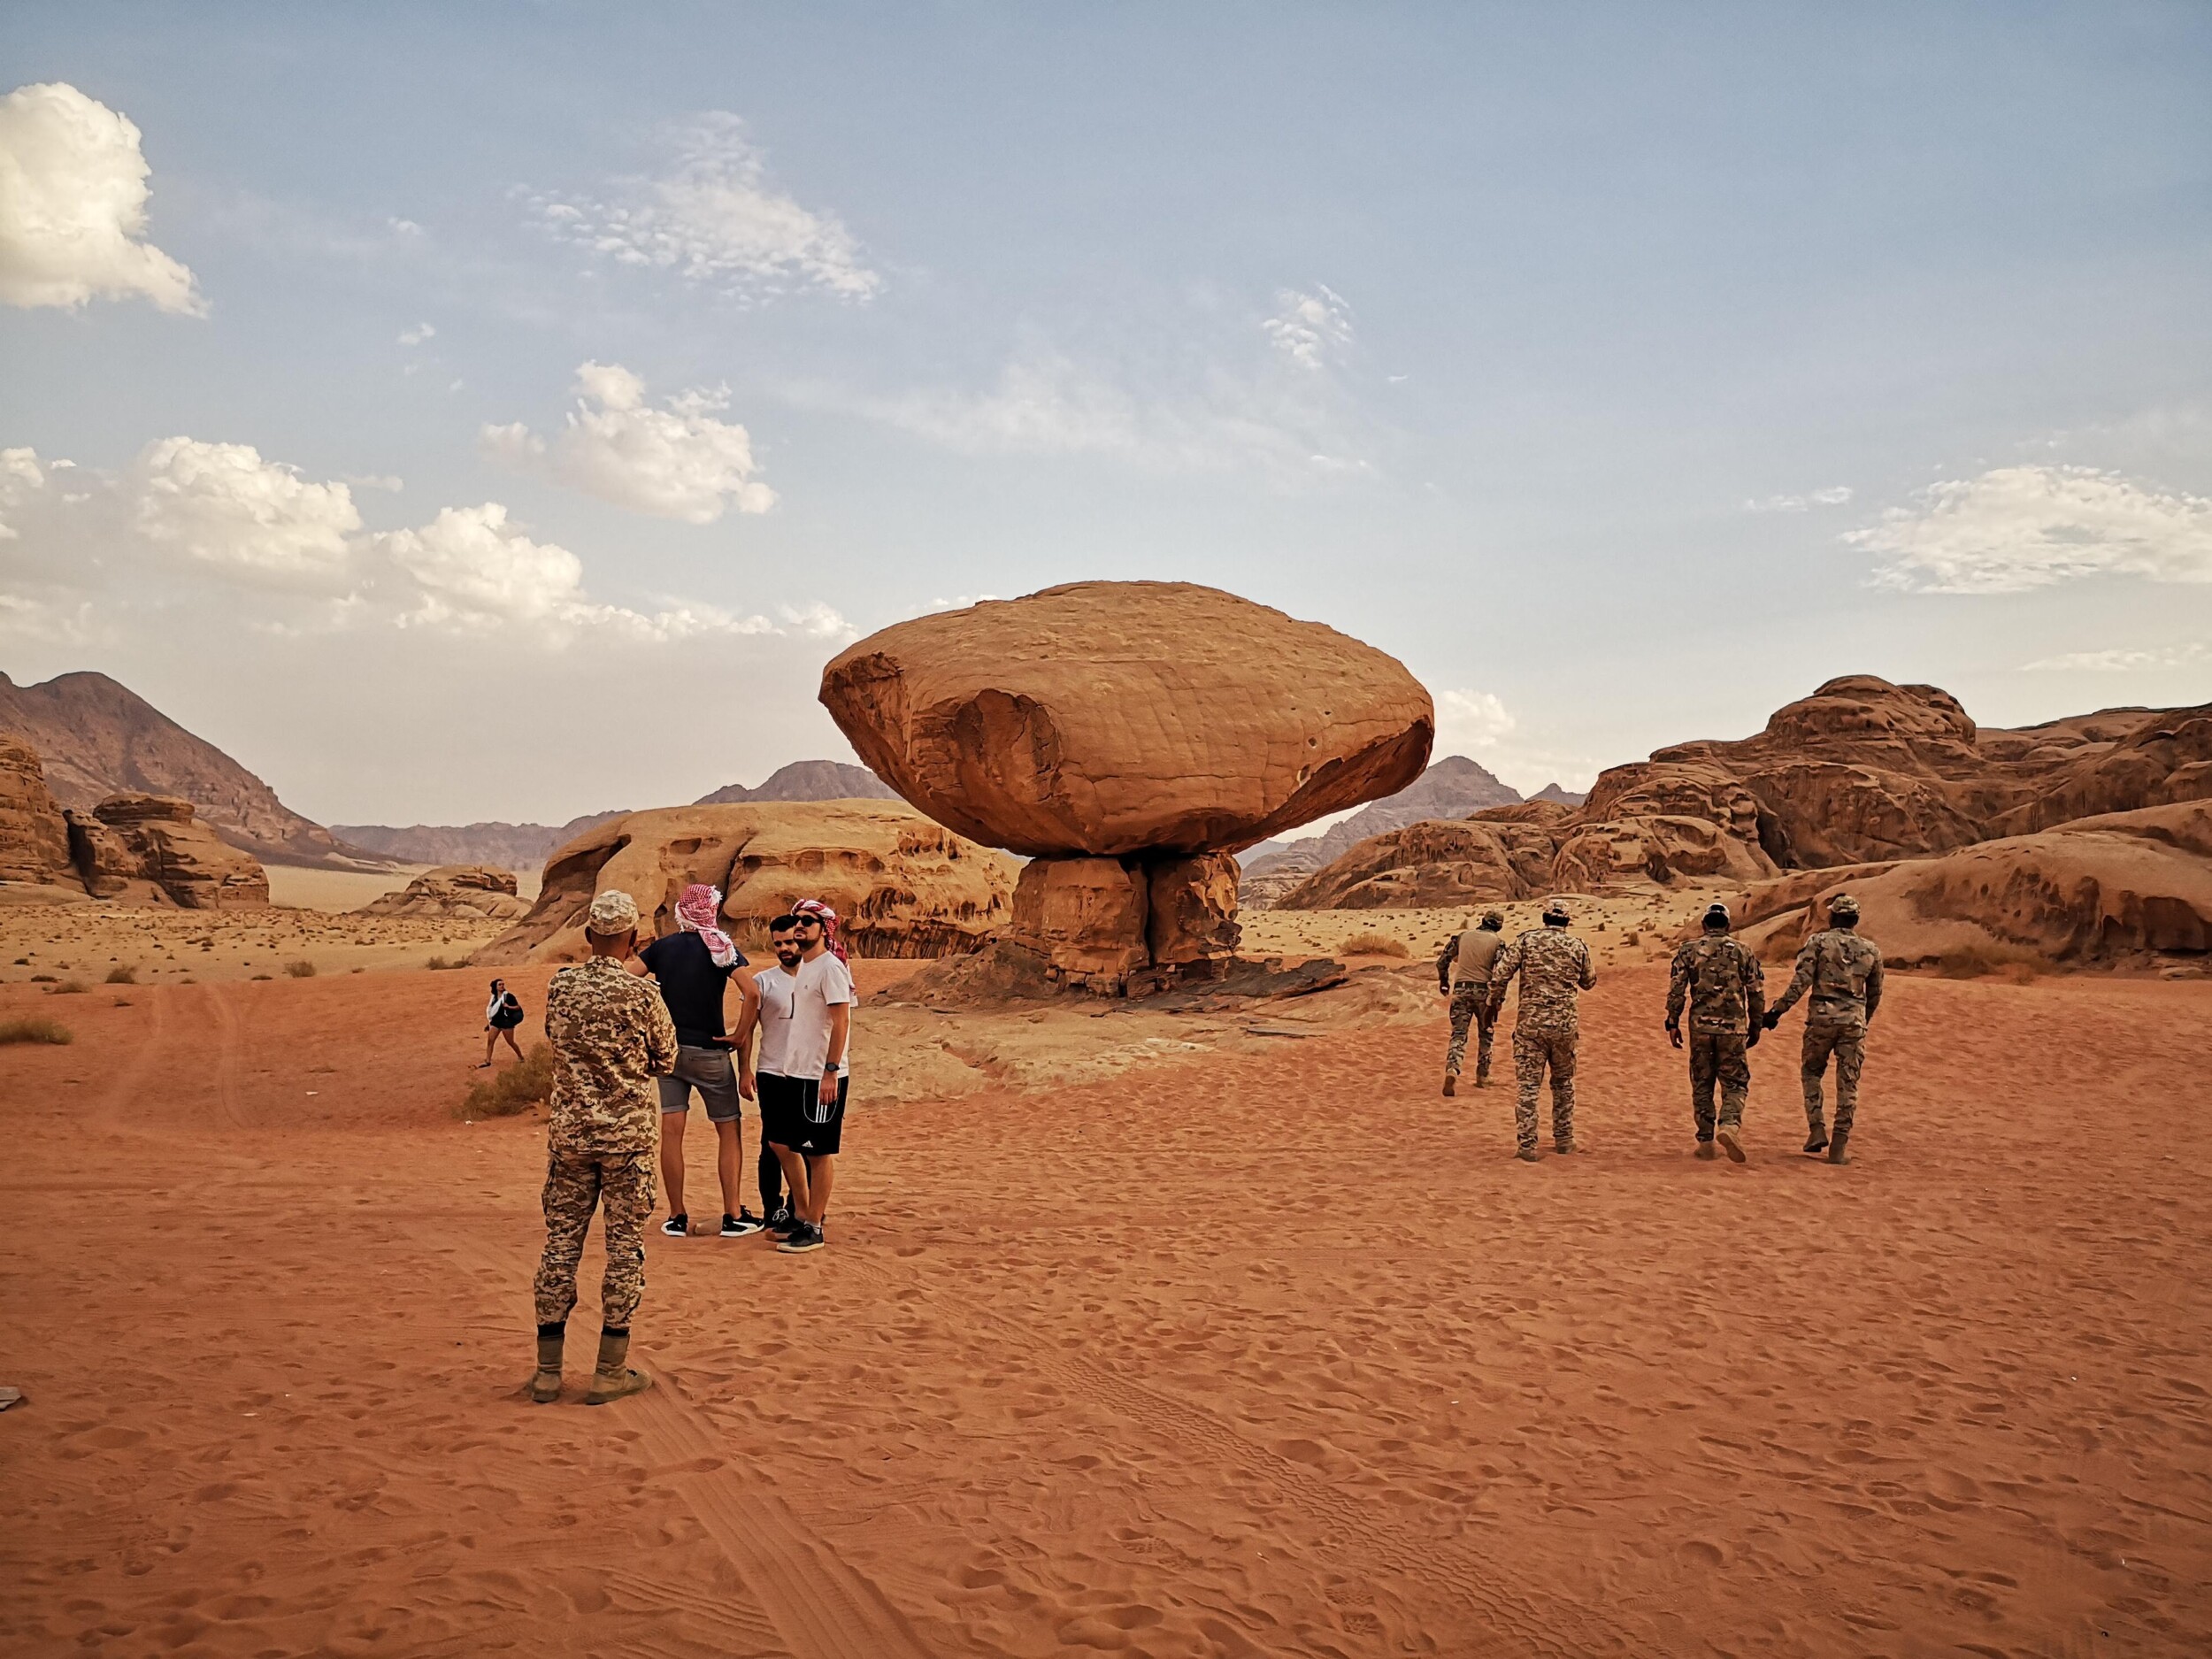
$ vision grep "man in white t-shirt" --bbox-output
[741,909,852,1255]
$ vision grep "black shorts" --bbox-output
[759,1071,848,1157]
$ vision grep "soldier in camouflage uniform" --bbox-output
[1665,901,1765,1164]
[530,888,680,1407]
[1762,892,1883,1165]
[1486,898,1599,1162]
[1437,908,1507,1095]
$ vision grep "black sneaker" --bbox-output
[765,1208,798,1238]
[720,1210,764,1237]
[777,1221,826,1254]
[661,1214,689,1237]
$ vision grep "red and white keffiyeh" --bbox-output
[675,883,739,968]
[792,896,849,964]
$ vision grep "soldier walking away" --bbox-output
[1486,898,1598,1162]
[1763,892,1884,1165]
[528,888,679,1407]
[1666,902,1765,1164]
[1438,909,1508,1095]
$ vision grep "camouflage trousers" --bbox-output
[1801,1024,1866,1140]
[1444,982,1496,1079]
[1688,1032,1750,1139]
[534,1148,657,1329]
[1511,1029,1578,1152]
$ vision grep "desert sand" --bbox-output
[3,922,2208,1656]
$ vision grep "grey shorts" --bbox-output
[657,1045,744,1124]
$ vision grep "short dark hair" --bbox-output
[768,914,800,933]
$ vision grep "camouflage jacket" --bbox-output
[1667,934,1766,1035]
[1489,926,1597,1035]
[1437,926,1506,991]
[1770,927,1884,1030]
[544,956,679,1154]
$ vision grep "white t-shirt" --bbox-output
[750,954,854,1078]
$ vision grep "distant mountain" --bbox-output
[1240,755,1523,903]
[695,759,896,805]
[1531,782,1588,806]
[0,669,383,869]
[338,759,897,872]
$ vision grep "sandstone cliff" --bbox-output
[359,865,529,922]
[0,735,78,888]
[66,793,269,909]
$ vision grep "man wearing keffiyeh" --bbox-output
[638,882,764,1237]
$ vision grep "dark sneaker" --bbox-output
[765,1209,799,1238]
[1717,1125,1747,1164]
[720,1210,764,1237]
[1694,1140,1718,1161]
[660,1214,689,1238]
[777,1222,826,1254]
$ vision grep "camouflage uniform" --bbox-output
[1488,926,1598,1152]
[1768,928,1884,1145]
[533,955,679,1329]
[1438,924,1505,1083]
[1666,934,1765,1141]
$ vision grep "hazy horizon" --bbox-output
[4,4,2208,826]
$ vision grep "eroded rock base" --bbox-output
[994,850,1242,995]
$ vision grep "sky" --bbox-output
[2,2,2208,829]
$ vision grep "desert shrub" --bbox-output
[27,973,55,984]
[426,955,471,972]
[46,979,87,995]
[462,1041,555,1119]
[105,964,138,984]
[1340,933,1410,958]
[0,1015,73,1045]
[282,959,318,979]
[250,973,273,982]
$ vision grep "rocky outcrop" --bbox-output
[1735,802,2212,972]
[1277,817,1560,910]
[0,669,379,869]
[0,736,77,888]
[693,759,898,806]
[65,793,269,908]
[1240,755,1521,909]
[821,582,1432,991]
[476,800,1018,965]
[359,864,528,922]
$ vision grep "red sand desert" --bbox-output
[2,960,2208,1656]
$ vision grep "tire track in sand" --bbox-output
[449,1229,932,1659]
[96,984,173,1126]
[198,980,249,1129]
[843,1254,1624,1658]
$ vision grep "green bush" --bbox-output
[0,1016,73,1045]
[105,964,137,984]
[462,1041,555,1119]
[283,959,318,979]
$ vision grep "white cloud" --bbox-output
[2020,642,2208,672]
[1435,688,1517,750]
[0,81,203,314]
[1745,486,1852,512]
[531,113,879,303]
[373,503,588,628]
[1263,286,1353,370]
[398,321,434,346]
[132,437,361,587]
[0,445,47,538]
[485,360,776,523]
[777,600,853,639]
[1427,686,1603,795]
[1855,465,2212,593]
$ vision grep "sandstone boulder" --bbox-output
[65,793,269,908]
[820,582,1433,858]
[0,735,77,888]
[476,800,1018,965]
[359,864,529,922]
[1277,818,1555,910]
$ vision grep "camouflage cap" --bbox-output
[586,887,641,934]
[1541,896,1571,923]
[1703,901,1732,929]
[1481,908,1505,927]
[1827,892,1860,919]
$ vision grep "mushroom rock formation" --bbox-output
[820,581,1435,991]
[360,864,529,922]
[474,800,1018,965]
[65,793,269,908]
[0,735,78,888]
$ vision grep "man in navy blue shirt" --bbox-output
[639,883,763,1237]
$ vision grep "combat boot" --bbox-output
[1716,1124,1747,1164]
[584,1328,652,1406]
[529,1324,565,1404]
[1694,1139,1718,1161]
[1442,1070,1457,1097]
[1803,1118,1829,1156]
[1514,1147,1540,1164]
[1825,1131,1852,1166]
[1474,1065,1490,1089]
